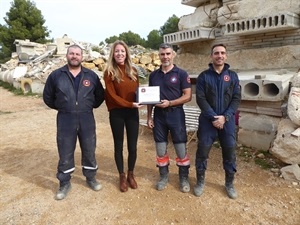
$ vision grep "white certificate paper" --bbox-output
[137,86,161,104]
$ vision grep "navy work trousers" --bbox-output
[56,111,98,184]
[153,107,187,144]
[196,114,237,174]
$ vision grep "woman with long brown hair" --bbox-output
[104,40,142,192]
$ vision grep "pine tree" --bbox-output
[0,0,50,62]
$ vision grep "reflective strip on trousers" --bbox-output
[63,167,75,174]
[156,154,169,167]
[176,154,190,166]
[82,165,98,170]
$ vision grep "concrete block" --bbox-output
[239,112,280,133]
[238,129,275,150]
[225,12,300,36]
[239,101,284,117]
[262,75,293,101]
[238,71,294,101]
[31,80,45,94]
[239,75,262,100]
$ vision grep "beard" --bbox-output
[162,61,171,67]
[67,58,81,68]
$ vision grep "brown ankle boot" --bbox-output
[127,171,137,189]
[119,173,128,192]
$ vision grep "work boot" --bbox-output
[156,166,169,191]
[179,176,190,193]
[225,172,238,199]
[127,171,137,189]
[55,182,71,200]
[119,173,128,192]
[194,170,205,197]
[86,178,102,191]
[178,166,190,193]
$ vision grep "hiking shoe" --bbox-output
[55,182,71,200]
[179,176,190,193]
[86,178,102,191]
[225,184,238,199]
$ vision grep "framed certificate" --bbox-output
[137,86,161,104]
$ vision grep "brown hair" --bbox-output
[211,43,227,55]
[105,40,137,83]
[67,44,83,55]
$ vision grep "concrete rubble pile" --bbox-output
[0,36,161,94]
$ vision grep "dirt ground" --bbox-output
[0,86,299,225]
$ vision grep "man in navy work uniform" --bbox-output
[147,43,192,193]
[194,43,241,199]
[43,44,105,200]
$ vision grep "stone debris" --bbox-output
[0,35,161,91]
[280,164,300,182]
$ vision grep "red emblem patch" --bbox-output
[83,80,90,87]
[224,75,230,82]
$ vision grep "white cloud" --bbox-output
[0,0,195,45]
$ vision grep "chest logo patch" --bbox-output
[83,80,91,87]
[224,75,230,82]
[170,76,178,83]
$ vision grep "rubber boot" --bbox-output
[178,166,190,193]
[194,170,205,197]
[156,166,169,191]
[225,172,237,199]
[127,171,137,189]
[119,173,128,192]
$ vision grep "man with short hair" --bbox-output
[147,43,192,193]
[194,43,241,199]
[43,44,105,200]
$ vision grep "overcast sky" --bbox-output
[0,0,195,45]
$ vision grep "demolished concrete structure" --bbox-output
[165,0,300,165]
[0,35,159,94]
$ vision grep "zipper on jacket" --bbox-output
[217,73,222,115]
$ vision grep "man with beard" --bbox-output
[147,43,192,193]
[43,44,105,200]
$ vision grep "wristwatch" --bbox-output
[224,115,230,122]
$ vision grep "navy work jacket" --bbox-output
[196,63,241,121]
[43,65,105,113]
